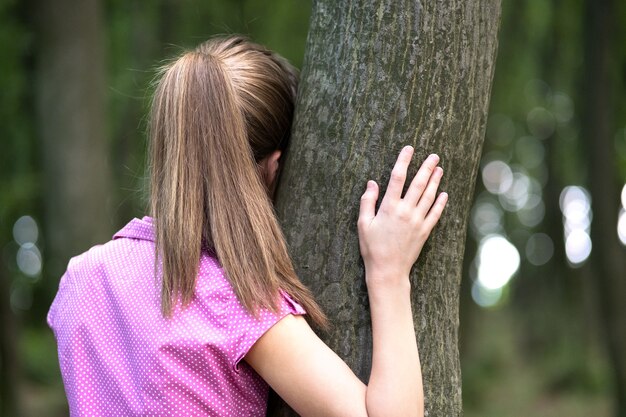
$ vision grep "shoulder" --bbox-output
[65,237,148,282]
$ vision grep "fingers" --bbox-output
[404,154,440,205]
[358,180,379,227]
[416,166,444,216]
[384,146,414,201]
[424,192,448,230]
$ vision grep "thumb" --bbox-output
[358,180,379,225]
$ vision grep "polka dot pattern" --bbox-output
[47,216,305,416]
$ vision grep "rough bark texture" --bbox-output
[582,0,626,415]
[36,0,113,282]
[270,1,501,416]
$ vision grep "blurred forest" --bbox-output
[0,0,625,416]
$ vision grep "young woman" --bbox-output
[48,36,448,417]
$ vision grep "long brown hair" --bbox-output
[148,36,326,327]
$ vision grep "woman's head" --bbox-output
[148,36,326,327]
[195,37,298,196]
[196,37,297,161]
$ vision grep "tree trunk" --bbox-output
[582,0,626,415]
[270,1,501,415]
[36,0,113,284]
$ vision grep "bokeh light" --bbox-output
[517,196,545,228]
[471,282,503,308]
[552,92,574,123]
[12,215,43,280]
[500,172,530,212]
[560,186,591,232]
[482,160,513,195]
[527,107,556,139]
[565,229,592,265]
[617,184,626,245]
[476,235,521,290]
[525,233,554,266]
[560,186,592,266]
[500,172,531,212]
[482,160,545,225]
[618,209,626,245]
[13,215,38,245]
[17,243,42,278]
[471,198,504,236]
[524,79,552,104]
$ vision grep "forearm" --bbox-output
[365,274,424,417]
[357,147,444,417]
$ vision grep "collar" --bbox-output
[113,216,155,242]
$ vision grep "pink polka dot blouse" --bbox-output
[47,216,305,416]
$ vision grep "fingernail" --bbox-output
[404,145,414,153]
[429,154,439,162]
[367,180,375,190]
[441,192,448,200]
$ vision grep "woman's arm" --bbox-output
[245,146,447,417]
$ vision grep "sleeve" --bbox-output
[228,290,306,371]
[47,270,71,330]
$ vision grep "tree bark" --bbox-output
[582,0,626,415]
[36,0,113,284]
[271,1,501,415]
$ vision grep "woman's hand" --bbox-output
[357,146,448,289]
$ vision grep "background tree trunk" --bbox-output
[271,0,501,415]
[0,265,20,417]
[36,0,113,285]
[582,0,626,415]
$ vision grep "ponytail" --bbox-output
[149,38,327,328]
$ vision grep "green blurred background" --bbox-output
[1,0,625,416]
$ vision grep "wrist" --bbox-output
[365,269,412,297]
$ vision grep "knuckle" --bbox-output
[390,170,406,183]
[422,195,435,206]
[379,204,392,215]
[420,163,434,174]
[397,205,412,221]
